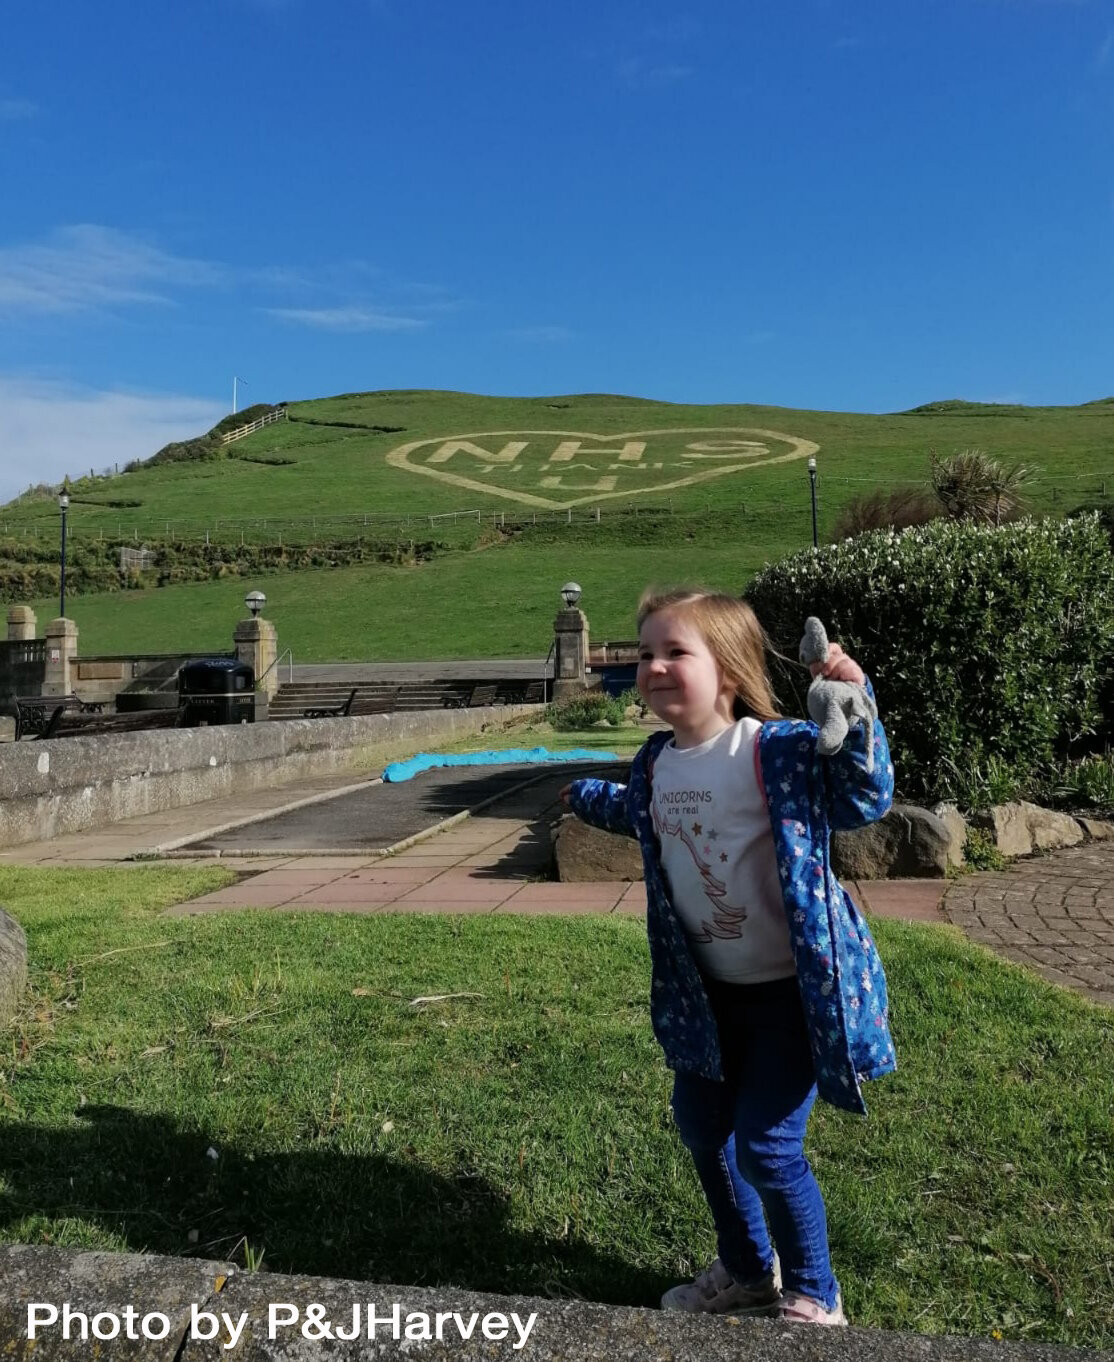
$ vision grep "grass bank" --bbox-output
[1,866,1111,1347]
[28,535,790,659]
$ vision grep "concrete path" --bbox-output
[189,761,628,855]
[165,768,649,918]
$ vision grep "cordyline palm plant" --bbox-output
[929,448,1033,526]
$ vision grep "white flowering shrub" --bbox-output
[745,515,1114,801]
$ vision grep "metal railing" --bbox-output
[542,640,556,704]
[256,647,294,691]
[0,639,46,665]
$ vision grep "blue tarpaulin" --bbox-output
[382,747,622,783]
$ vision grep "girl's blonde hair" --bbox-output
[637,587,781,722]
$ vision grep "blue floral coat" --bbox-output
[567,688,896,1115]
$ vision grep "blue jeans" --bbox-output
[669,974,839,1309]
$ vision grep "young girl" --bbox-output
[561,588,895,1326]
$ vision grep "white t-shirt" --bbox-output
[651,717,796,984]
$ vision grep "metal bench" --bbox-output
[12,694,104,740]
[303,687,399,719]
[36,706,185,740]
[441,684,474,709]
[303,688,358,719]
[348,688,399,716]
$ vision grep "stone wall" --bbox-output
[0,1245,1097,1362]
[0,706,535,849]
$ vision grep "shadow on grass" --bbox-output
[0,1105,664,1304]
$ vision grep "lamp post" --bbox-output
[58,490,70,618]
[553,582,588,698]
[807,457,818,549]
[245,590,266,618]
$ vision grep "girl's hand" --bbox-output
[558,782,574,805]
[809,641,865,686]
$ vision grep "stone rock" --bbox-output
[929,801,967,867]
[973,801,1085,857]
[0,907,27,1029]
[1024,802,1085,851]
[553,815,643,882]
[972,802,1032,856]
[831,804,951,880]
[1077,816,1114,841]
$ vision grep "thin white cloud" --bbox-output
[0,224,452,332]
[0,225,220,316]
[0,377,226,504]
[617,57,694,90]
[265,305,427,332]
[0,98,38,121]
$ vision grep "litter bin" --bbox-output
[178,658,255,726]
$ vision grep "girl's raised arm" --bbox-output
[823,679,894,830]
[564,777,636,839]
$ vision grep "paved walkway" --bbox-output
[2,768,1111,1008]
[941,843,1114,1009]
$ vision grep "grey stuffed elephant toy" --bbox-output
[798,617,877,772]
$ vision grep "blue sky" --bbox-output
[1,0,1112,499]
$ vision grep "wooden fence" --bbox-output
[220,407,289,445]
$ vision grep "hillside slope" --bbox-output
[7,389,1113,538]
[14,389,1114,659]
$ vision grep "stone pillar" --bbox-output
[553,606,590,698]
[42,618,78,697]
[7,606,36,641]
[234,616,279,699]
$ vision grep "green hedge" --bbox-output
[0,536,447,605]
[744,515,1114,802]
[546,687,641,730]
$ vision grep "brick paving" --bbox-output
[942,842,1114,1009]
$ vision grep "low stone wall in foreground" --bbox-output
[0,707,535,850]
[0,1246,1105,1362]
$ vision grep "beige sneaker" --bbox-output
[776,1290,848,1325]
[661,1257,781,1314]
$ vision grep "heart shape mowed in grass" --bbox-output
[385,427,820,509]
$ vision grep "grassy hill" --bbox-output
[10,389,1114,658]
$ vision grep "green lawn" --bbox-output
[2,866,1111,1347]
[27,537,795,659]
